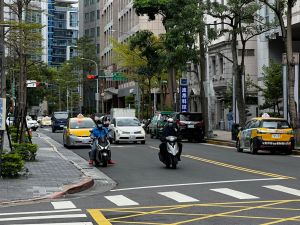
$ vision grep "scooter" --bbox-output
[159,136,179,169]
[89,136,111,167]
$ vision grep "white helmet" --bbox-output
[167,118,174,123]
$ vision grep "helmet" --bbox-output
[167,118,174,123]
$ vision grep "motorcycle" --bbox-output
[89,136,111,167]
[159,136,179,169]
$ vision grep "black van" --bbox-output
[51,111,69,133]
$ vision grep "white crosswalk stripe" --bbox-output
[0,201,93,225]
[105,195,139,206]
[158,191,199,203]
[210,188,259,199]
[51,201,76,209]
[264,185,300,196]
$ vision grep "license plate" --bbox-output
[272,134,280,138]
[60,125,64,127]
[82,138,90,143]
[188,125,194,128]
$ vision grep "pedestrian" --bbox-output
[227,109,233,131]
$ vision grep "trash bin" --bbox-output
[231,123,239,141]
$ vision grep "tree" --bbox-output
[133,0,204,110]
[4,0,44,142]
[207,0,272,127]
[259,0,297,128]
[259,62,283,115]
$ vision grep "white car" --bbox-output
[27,119,39,131]
[110,117,146,144]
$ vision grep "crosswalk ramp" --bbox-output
[104,185,300,206]
[0,201,93,225]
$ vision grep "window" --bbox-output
[219,56,223,75]
[238,49,255,56]
[97,10,100,20]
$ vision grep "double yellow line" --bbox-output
[183,155,294,179]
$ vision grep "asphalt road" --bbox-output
[2,127,300,225]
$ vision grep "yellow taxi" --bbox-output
[236,113,294,154]
[63,114,96,148]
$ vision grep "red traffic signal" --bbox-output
[87,74,97,79]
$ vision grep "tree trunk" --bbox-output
[286,1,297,128]
[148,77,152,117]
[167,67,176,110]
[232,28,246,127]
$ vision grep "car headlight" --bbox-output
[286,130,294,134]
[257,130,264,134]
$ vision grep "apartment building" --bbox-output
[48,0,78,66]
[257,2,300,119]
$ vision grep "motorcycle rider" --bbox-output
[159,118,182,161]
[89,119,115,165]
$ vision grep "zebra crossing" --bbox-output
[103,184,300,206]
[0,201,93,225]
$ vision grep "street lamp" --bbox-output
[80,58,99,114]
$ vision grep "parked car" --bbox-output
[171,112,205,142]
[109,117,146,144]
[51,111,69,133]
[63,115,96,148]
[40,116,52,127]
[236,114,294,155]
[148,111,174,139]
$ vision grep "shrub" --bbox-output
[12,143,38,161]
[1,153,24,177]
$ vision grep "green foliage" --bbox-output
[12,143,38,161]
[259,61,283,114]
[1,153,24,178]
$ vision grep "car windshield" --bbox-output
[54,113,68,119]
[70,119,95,129]
[117,118,140,126]
[179,114,202,121]
[261,120,290,129]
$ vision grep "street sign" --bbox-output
[180,78,188,112]
[112,72,127,81]
[0,98,6,130]
[26,80,36,87]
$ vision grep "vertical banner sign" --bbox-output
[0,98,6,130]
[180,78,188,112]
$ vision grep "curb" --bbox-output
[47,177,94,199]
[206,139,236,147]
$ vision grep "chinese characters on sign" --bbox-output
[180,78,188,112]
[0,98,6,130]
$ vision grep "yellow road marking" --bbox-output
[170,200,292,225]
[93,199,300,224]
[262,214,300,225]
[183,155,294,179]
[87,209,112,225]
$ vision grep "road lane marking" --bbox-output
[87,209,112,225]
[11,223,93,225]
[183,154,294,179]
[0,209,81,216]
[51,201,76,209]
[200,143,235,149]
[149,146,159,150]
[158,191,199,203]
[211,188,259,200]
[264,185,300,197]
[111,177,284,191]
[0,214,87,221]
[105,195,139,206]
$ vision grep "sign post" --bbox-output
[180,78,188,112]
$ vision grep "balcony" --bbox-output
[212,76,227,92]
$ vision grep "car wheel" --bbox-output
[285,148,292,155]
[236,139,243,152]
[250,139,258,154]
[52,128,56,133]
[141,140,146,144]
[114,133,119,144]
[150,131,154,139]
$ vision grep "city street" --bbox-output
[1,128,300,224]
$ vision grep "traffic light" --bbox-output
[87,74,97,79]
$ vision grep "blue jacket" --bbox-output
[90,127,109,138]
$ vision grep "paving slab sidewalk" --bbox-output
[0,132,116,205]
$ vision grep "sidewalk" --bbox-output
[206,130,236,147]
[0,132,116,205]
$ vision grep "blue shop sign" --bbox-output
[180,78,188,112]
